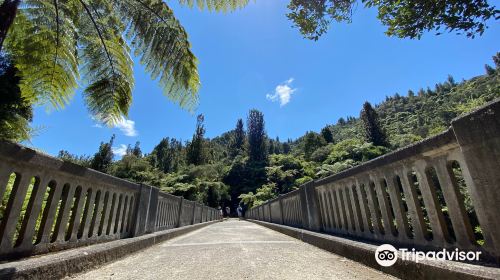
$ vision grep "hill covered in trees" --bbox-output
[57,54,500,212]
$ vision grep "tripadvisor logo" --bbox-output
[375,244,398,267]
[375,244,483,267]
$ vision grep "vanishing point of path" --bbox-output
[68,220,395,280]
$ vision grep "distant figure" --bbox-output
[242,204,246,217]
[225,206,231,218]
[237,205,243,219]
[218,206,223,220]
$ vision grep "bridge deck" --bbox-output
[68,220,394,279]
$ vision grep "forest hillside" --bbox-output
[57,54,500,212]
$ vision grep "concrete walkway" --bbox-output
[68,220,395,280]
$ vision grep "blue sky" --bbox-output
[28,1,500,157]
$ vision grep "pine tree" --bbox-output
[230,118,245,158]
[485,64,496,76]
[320,126,334,143]
[247,109,267,162]
[126,144,133,156]
[274,136,282,154]
[447,75,456,87]
[337,117,346,126]
[268,139,275,155]
[360,102,389,147]
[493,52,500,69]
[186,114,206,165]
[282,139,291,154]
[152,138,184,173]
[132,141,142,158]
[90,134,115,173]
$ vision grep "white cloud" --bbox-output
[266,78,297,107]
[90,115,138,137]
[112,144,128,157]
[115,117,138,137]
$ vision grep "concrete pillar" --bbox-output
[451,99,500,261]
[299,181,322,231]
[278,195,284,224]
[176,197,184,228]
[131,184,159,236]
[191,202,197,225]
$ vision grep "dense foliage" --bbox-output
[0,54,32,141]
[287,0,499,40]
[0,0,249,125]
[55,54,499,213]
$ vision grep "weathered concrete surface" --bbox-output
[68,219,394,280]
[0,221,217,280]
[250,220,500,280]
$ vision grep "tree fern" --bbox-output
[79,0,134,124]
[2,0,249,125]
[6,1,79,109]
[117,0,199,111]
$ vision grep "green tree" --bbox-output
[0,53,32,141]
[274,136,282,154]
[224,155,267,204]
[238,192,255,208]
[303,131,325,160]
[186,114,206,165]
[57,150,91,167]
[110,153,152,183]
[0,0,249,124]
[247,109,267,162]
[287,0,498,41]
[268,138,275,155]
[132,141,142,158]
[493,52,500,68]
[198,181,229,208]
[320,125,334,143]
[90,134,115,173]
[360,102,389,147]
[230,118,245,158]
[282,139,292,154]
[151,137,184,173]
[485,64,496,76]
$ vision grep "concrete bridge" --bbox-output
[70,220,393,280]
[0,98,499,279]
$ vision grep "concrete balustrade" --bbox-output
[0,141,219,261]
[248,98,500,263]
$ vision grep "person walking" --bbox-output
[218,206,223,221]
[237,205,243,220]
[225,206,231,218]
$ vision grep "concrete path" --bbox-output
[68,220,395,280]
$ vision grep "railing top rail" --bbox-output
[0,140,215,210]
[313,128,456,187]
[158,191,182,201]
[253,129,456,209]
[0,140,140,191]
[279,189,301,200]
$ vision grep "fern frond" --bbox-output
[114,0,200,110]
[4,0,235,122]
[78,0,134,125]
[5,0,79,109]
